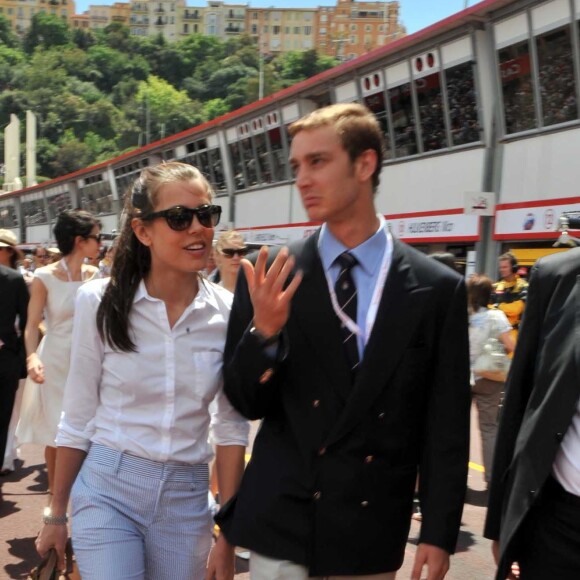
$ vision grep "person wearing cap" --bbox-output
[0,229,29,476]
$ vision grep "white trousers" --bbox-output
[71,443,212,580]
[250,550,397,580]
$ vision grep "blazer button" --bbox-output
[259,368,274,384]
[377,412,385,420]
[312,399,321,408]
[529,489,536,499]
[364,455,374,464]
[555,432,564,443]
[361,500,369,507]
[313,491,322,500]
[318,447,326,456]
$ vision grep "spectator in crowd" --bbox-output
[0,230,29,477]
[16,210,102,497]
[485,248,580,579]
[214,230,249,293]
[98,244,116,278]
[35,162,248,579]
[31,247,49,271]
[217,103,470,580]
[490,252,528,344]
[467,274,514,489]
[47,247,62,264]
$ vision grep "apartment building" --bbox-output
[246,7,317,54]
[320,0,405,61]
[0,0,76,35]
[0,0,405,58]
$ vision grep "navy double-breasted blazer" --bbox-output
[217,232,471,577]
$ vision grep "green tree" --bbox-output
[0,14,19,48]
[202,98,230,121]
[23,13,72,54]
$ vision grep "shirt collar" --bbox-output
[133,277,220,311]
[319,214,388,276]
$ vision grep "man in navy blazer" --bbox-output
[217,104,471,579]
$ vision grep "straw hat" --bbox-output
[0,229,24,260]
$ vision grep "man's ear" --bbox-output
[355,149,378,183]
[131,218,152,247]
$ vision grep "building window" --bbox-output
[389,82,418,158]
[273,25,280,35]
[304,26,311,35]
[536,25,577,127]
[415,72,448,152]
[446,61,481,146]
[498,40,536,134]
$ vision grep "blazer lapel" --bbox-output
[574,275,580,399]
[323,240,433,448]
[291,233,353,401]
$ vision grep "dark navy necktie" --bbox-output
[335,252,360,376]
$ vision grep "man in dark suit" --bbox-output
[217,104,471,579]
[0,230,29,475]
[485,248,580,579]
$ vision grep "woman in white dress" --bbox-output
[17,210,101,495]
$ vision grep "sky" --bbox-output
[74,1,477,35]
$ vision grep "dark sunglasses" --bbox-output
[220,247,249,258]
[143,205,222,231]
[85,234,103,243]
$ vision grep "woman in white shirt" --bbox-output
[467,274,514,488]
[35,162,249,580]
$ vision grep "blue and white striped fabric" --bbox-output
[71,443,212,580]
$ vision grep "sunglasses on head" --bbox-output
[220,247,249,258]
[143,205,222,231]
[85,234,103,243]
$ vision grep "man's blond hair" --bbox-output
[288,103,385,190]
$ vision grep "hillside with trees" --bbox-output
[0,13,338,181]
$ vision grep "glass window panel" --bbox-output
[415,72,447,152]
[363,91,393,160]
[229,142,246,191]
[252,133,272,183]
[198,150,211,179]
[388,82,418,158]
[0,202,18,228]
[537,26,577,127]
[79,181,113,215]
[241,138,258,186]
[22,197,47,225]
[209,149,225,192]
[446,61,481,146]
[267,126,286,182]
[47,191,73,221]
[498,40,536,134]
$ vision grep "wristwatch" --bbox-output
[43,507,69,525]
[249,326,281,348]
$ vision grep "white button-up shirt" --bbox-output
[57,278,249,465]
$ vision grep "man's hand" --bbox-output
[205,533,235,580]
[242,246,302,337]
[491,540,520,579]
[411,543,449,580]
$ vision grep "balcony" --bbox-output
[112,15,126,22]
[183,12,200,20]
[225,25,243,34]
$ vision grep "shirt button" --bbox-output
[312,399,321,408]
[259,368,274,384]
[364,455,374,464]
[555,432,564,442]
[318,447,326,456]
[313,491,322,500]
[361,500,369,508]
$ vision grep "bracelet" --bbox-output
[43,507,68,525]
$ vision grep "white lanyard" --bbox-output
[322,225,392,347]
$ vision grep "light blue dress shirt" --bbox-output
[318,216,391,358]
